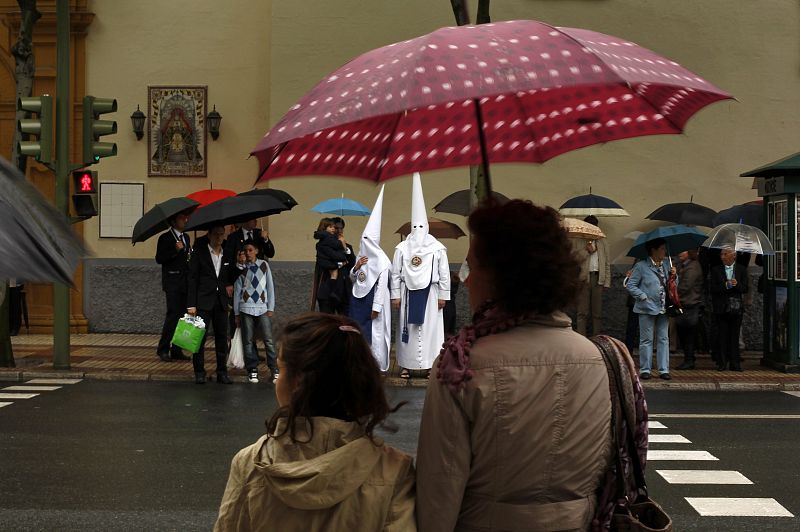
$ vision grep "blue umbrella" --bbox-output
[627,225,708,260]
[311,196,371,216]
[559,189,629,217]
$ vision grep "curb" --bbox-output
[2,369,800,391]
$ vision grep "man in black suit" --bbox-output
[187,225,235,384]
[710,248,749,372]
[224,219,275,261]
[155,211,192,362]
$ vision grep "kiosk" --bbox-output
[742,152,800,372]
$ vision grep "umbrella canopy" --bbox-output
[253,19,731,184]
[561,218,605,239]
[131,197,200,244]
[646,199,717,227]
[396,218,465,240]
[311,197,371,216]
[702,223,774,255]
[627,225,707,259]
[185,194,291,231]
[186,188,236,207]
[559,192,629,217]
[238,188,298,209]
[712,200,763,229]
[432,189,509,216]
[0,157,88,285]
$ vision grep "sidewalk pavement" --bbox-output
[3,334,800,391]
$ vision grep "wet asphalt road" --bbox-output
[1,382,799,531]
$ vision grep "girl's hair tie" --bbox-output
[338,325,361,334]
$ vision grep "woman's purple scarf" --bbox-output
[437,301,531,393]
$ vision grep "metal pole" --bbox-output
[53,0,70,369]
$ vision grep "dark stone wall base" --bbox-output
[83,260,764,351]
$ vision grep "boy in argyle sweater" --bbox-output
[233,241,278,383]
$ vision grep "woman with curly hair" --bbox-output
[215,313,415,531]
[415,200,614,531]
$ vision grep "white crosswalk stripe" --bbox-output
[656,470,752,484]
[3,385,62,392]
[685,497,794,517]
[0,393,39,400]
[649,434,691,443]
[648,421,667,429]
[648,450,718,461]
[0,378,81,408]
[782,391,800,398]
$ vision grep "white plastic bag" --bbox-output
[227,327,245,369]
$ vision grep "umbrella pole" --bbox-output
[472,99,493,199]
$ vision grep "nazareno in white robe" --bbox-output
[350,266,392,371]
[390,244,450,370]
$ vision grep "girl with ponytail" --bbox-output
[215,313,415,531]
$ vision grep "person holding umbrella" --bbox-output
[155,209,193,362]
[625,238,676,380]
[710,248,749,371]
[574,215,611,336]
[675,249,704,370]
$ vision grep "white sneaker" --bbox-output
[271,371,279,384]
[248,370,259,383]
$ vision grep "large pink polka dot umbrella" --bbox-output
[252,20,731,187]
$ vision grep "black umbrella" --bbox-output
[238,188,298,209]
[185,194,291,231]
[433,189,510,216]
[131,197,200,244]
[0,157,88,285]
[646,197,717,227]
[712,201,763,229]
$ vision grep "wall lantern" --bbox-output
[207,105,222,140]
[130,105,146,141]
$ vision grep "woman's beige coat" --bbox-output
[416,313,612,532]
[215,417,416,532]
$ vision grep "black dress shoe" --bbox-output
[639,372,651,380]
[217,373,232,384]
[158,351,172,363]
[676,361,695,370]
[194,372,206,384]
[730,365,743,372]
[716,363,727,371]
[659,373,672,380]
[171,352,191,361]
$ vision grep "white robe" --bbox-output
[350,267,391,371]
[390,247,450,370]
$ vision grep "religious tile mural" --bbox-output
[147,86,207,177]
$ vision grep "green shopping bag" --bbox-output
[171,315,206,353]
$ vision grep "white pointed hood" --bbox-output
[353,186,391,299]
[396,173,446,290]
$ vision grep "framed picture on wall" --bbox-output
[147,85,208,177]
[99,182,145,239]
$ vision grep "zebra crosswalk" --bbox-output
[0,378,82,408]
[647,419,794,518]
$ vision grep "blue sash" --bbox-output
[407,285,431,325]
[349,283,376,344]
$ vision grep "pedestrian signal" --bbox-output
[72,170,98,218]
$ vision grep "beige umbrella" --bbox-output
[561,217,605,239]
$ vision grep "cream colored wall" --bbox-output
[86,0,800,266]
[84,0,272,260]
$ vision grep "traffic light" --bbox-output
[72,169,98,218]
[82,96,117,165]
[17,95,53,164]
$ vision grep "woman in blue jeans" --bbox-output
[626,238,676,380]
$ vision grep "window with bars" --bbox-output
[769,198,788,281]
